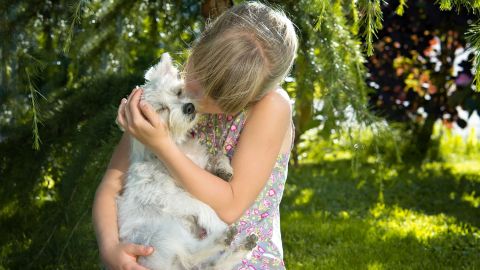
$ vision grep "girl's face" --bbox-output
[184,74,224,114]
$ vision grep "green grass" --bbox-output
[1,100,479,269]
[281,160,480,269]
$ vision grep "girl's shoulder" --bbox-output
[244,86,292,121]
[273,86,292,102]
[193,86,291,134]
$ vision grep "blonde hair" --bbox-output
[181,1,298,114]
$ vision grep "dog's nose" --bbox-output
[182,103,195,115]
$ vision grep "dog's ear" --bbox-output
[145,52,178,81]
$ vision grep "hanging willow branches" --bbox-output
[465,20,480,92]
[0,1,479,268]
[357,0,385,56]
[1,0,479,152]
[433,0,480,92]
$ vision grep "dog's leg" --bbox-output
[207,153,233,182]
[189,225,256,269]
[210,249,250,270]
[186,228,236,269]
[223,226,237,246]
[206,231,259,270]
[241,234,258,250]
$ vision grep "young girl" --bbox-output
[92,2,298,269]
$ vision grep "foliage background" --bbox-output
[0,0,479,269]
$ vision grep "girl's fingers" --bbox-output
[139,101,157,127]
[125,87,142,127]
[131,264,150,270]
[128,87,143,125]
[124,88,138,129]
[120,87,142,133]
[116,98,127,131]
[128,86,139,100]
[122,261,150,270]
[124,243,154,256]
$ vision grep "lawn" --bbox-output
[1,114,479,269]
[281,158,480,269]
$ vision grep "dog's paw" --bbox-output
[223,226,238,246]
[208,153,233,182]
[215,168,233,182]
[244,234,258,250]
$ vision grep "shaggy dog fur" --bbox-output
[116,53,255,270]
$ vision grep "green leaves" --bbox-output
[465,20,480,92]
[313,0,328,31]
[435,0,480,13]
[63,0,86,54]
[395,0,408,16]
[437,0,453,11]
[357,0,385,56]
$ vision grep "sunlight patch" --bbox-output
[368,203,466,242]
[461,191,480,208]
[294,188,314,206]
[286,210,305,219]
[34,167,59,206]
[0,200,18,219]
[447,161,480,177]
[367,261,384,270]
[323,150,352,161]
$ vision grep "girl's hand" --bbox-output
[100,241,154,270]
[116,87,171,150]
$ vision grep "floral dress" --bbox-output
[190,106,294,270]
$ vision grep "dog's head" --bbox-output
[140,52,198,144]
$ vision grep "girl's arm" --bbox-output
[150,91,291,225]
[92,130,153,269]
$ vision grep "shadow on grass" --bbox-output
[1,83,478,269]
[280,160,480,269]
[0,74,142,269]
[281,212,479,270]
[283,160,480,227]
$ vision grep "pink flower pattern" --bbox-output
[190,108,293,270]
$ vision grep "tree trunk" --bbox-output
[148,0,159,45]
[415,115,436,158]
[292,43,314,167]
[201,0,233,19]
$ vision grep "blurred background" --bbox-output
[0,0,479,269]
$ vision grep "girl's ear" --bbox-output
[145,52,178,81]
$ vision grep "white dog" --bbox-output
[116,53,256,270]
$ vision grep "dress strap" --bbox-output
[229,108,248,138]
[290,120,295,151]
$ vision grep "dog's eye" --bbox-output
[177,89,182,97]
